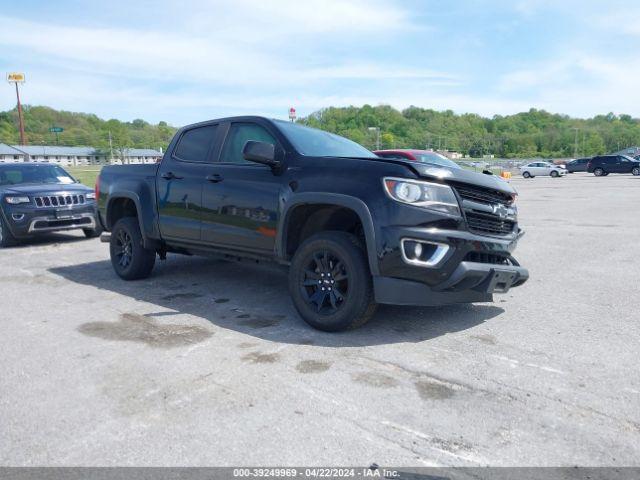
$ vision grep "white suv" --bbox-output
[520,162,567,178]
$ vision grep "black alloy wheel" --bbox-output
[301,250,349,315]
[114,228,133,269]
[289,231,377,332]
[109,217,156,280]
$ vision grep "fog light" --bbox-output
[12,214,25,221]
[400,238,450,267]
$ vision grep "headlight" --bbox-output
[85,192,96,200]
[5,196,30,205]
[383,177,460,216]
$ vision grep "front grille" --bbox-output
[452,183,516,236]
[454,183,513,206]
[34,194,85,208]
[466,212,516,236]
[464,251,511,265]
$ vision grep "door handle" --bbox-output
[206,174,224,183]
[161,172,183,180]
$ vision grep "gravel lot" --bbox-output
[1,173,639,467]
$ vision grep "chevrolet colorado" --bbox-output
[97,116,528,331]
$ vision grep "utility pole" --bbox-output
[368,127,380,150]
[573,128,579,157]
[7,73,27,145]
[108,130,114,164]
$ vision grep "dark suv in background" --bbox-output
[587,155,640,176]
[0,163,100,247]
[565,158,591,173]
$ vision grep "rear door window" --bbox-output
[173,125,218,162]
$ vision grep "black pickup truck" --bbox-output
[97,116,528,331]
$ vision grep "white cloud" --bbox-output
[497,52,640,117]
[3,0,640,124]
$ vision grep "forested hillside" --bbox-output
[2,104,639,158]
[300,106,640,158]
[0,105,176,151]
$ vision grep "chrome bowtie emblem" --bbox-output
[493,204,510,219]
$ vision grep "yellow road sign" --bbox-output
[7,72,26,83]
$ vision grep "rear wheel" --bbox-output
[289,231,377,332]
[594,168,605,177]
[632,167,640,176]
[0,215,18,248]
[110,217,156,280]
[522,171,532,178]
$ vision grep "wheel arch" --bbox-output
[106,193,142,227]
[277,193,380,275]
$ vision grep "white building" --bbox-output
[0,144,162,166]
[0,144,26,163]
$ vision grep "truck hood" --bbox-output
[361,156,516,195]
[410,163,516,194]
[0,183,92,195]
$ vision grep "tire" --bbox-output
[289,231,377,332]
[83,222,103,238]
[550,170,559,178]
[0,214,18,248]
[632,167,640,176]
[594,168,605,177]
[109,217,156,280]
[522,171,531,178]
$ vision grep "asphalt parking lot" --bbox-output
[1,172,639,467]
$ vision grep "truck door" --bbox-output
[157,123,219,241]
[200,121,283,253]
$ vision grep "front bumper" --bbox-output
[375,261,528,306]
[374,226,529,306]
[2,203,97,238]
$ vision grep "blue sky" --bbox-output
[1,0,638,126]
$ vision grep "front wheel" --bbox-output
[594,168,605,177]
[289,231,377,332]
[110,217,156,280]
[550,170,559,178]
[83,223,103,238]
[632,167,640,176]
[0,215,18,248]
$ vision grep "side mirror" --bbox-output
[243,141,280,168]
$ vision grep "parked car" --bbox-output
[374,149,461,169]
[0,163,100,247]
[587,155,640,176]
[565,157,591,173]
[97,116,528,332]
[519,161,567,178]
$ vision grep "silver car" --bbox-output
[520,161,567,178]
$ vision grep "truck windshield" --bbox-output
[0,165,76,186]
[275,120,377,158]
